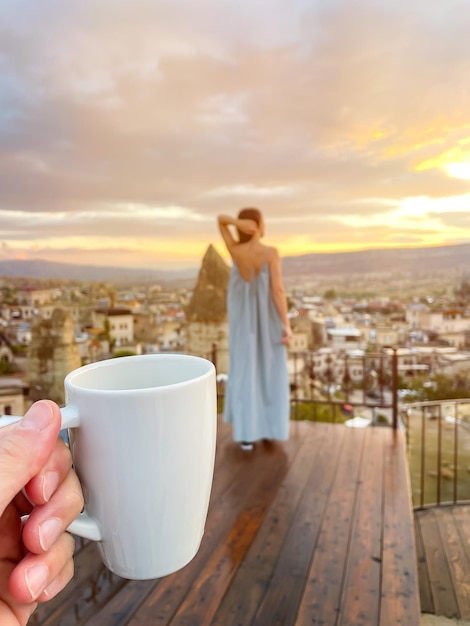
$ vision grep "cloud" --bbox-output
[0,0,469,268]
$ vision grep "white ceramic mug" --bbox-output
[0,353,217,580]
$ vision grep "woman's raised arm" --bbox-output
[217,215,258,254]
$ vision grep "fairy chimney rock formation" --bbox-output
[185,244,230,372]
[27,308,82,405]
[186,244,230,323]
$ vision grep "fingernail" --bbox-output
[42,471,60,502]
[42,576,62,599]
[25,564,49,599]
[39,518,62,551]
[20,402,53,432]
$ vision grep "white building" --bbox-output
[406,305,470,347]
[327,327,363,350]
[92,308,134,347]
[10,322,32,346]
[39,305,81,324]
[16,287,58,307]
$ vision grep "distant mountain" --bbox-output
[281,243,470,277]
[0,259,198,285]
[0,243,469,284]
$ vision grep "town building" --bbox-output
[91,308,134,348]
[0,378,27,416]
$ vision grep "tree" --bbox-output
[103,318,116,351]
[399,373,470,402]
[0,357,13,375]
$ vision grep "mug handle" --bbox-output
[0,406,103,542]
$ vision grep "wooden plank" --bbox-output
[116,455,270,625]
[31,541,126,625]
[452,502,470,618]
[452,505,470,557]
[28,421,423,626]
[414,511,435,614]
[42,564,125,626]
[418,509,459,619]
[212,422,341,626]
[336,427,385,626]
[439,507,470,619]
[31,418,262,626]
[84,579,159,626]
[253,425,346,626]
[81,416,239,626]
[380,429,421,626]
[295,427,366,625]
[128,432,303,625]
[165,438,302,626]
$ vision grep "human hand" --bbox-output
[0,400,84,626]
[236,218,259,236]
[281,324,293,345]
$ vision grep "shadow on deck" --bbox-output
[32,419,420,626]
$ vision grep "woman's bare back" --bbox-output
[232,242,272,282]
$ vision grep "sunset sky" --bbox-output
[1,0,469,270]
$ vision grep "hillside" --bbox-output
[281,243,470,277]
[0,259,198,286]
[0,243,469,285]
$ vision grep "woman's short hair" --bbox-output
[237,207,262,243]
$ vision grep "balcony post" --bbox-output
[211,342,218,371]
[391,346,398,429]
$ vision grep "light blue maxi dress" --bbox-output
[223,261,290,442]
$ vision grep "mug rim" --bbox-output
[64,353,215,394]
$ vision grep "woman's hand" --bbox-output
[217,214,260,253]
[0,401,84,626]
[235,218,258,237]
[281,324,293,345]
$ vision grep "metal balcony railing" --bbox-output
[206,344,470,511]
[402,399,470,509]
[207,344,400,429]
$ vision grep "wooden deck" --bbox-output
[415,505,470,621]
[32,419,420,626]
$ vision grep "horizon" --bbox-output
[2,240,469,276]
[1,0,470,270]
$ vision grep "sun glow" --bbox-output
[446,160,470,181]
[415,140,470,180]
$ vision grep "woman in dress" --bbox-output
[217,208,292,450]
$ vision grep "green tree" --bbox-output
[0,358,13,375]
[399,373,470,402]
[103,318,116,351]
[323,288,337,300]
[113,350,136,358]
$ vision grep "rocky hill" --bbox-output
[185,245,230,323]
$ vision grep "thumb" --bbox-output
[0,401,62,515]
